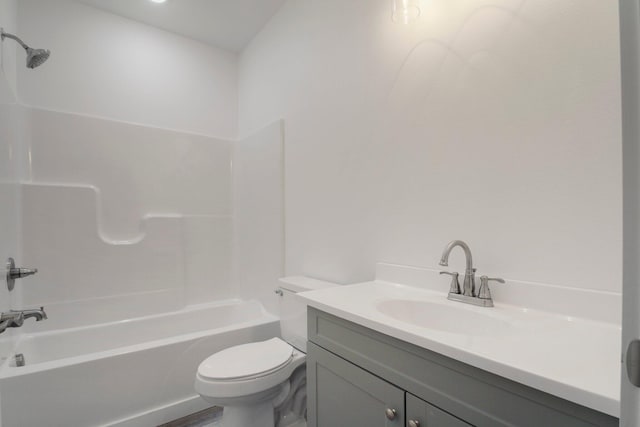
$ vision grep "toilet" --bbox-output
[195,277,335,427]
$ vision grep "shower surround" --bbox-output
[20,108,237,313]
[0,1,286,425]
[0,106,285,426]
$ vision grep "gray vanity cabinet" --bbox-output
[307,341,404,426]
[308,341,470,427]
[307,307,619,427]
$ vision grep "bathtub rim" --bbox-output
[0,298,279,378]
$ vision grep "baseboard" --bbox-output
[158,406,222,427]
[105,395,213,427]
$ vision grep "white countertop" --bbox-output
[299,279,621,418]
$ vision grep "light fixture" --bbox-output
[149,0,167,3]
[392,0,421,24]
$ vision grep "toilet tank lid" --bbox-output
[278,276,338,293]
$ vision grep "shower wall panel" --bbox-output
[19,108,234,326]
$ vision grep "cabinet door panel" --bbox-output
[407,393,472,427]
[307,342,404,427]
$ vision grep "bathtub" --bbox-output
[0,299,280,427]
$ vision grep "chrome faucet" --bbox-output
[439,240,504,308]
[439,240,476,297]
[0,307,47,333]
[20,308,47,322]
[0,311,24,330]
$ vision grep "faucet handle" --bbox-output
[440,271,461,294]
[478,276,505,300]
[0,311,23,328]
[6,258,38,292]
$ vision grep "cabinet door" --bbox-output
[406,393,472,427]
[307,342,404,427]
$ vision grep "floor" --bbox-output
[159,406,307,427]
[158,406,222,427]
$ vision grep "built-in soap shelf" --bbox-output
[19,183,233,309]
[22,182,228,245]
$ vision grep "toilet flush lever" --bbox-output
[6,258,38,291]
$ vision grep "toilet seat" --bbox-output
[199,338,294,381]
[195,338,306,399]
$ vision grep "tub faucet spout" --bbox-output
[20,307,47,322]
[0,307,47,334]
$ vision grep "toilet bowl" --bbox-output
[195,337,306,427]
[195,277,336,427]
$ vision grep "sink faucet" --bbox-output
[439,240,476,297]
[0,307,47,333]
[439,241,504,308]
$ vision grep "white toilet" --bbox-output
[195,277,335,427]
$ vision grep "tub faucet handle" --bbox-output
[6,258,38,291]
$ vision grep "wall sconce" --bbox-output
[392,0,421,24]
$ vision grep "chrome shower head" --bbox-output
[25,47,50,69]
[1,28,50,69]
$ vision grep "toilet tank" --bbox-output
[278,276,337,353]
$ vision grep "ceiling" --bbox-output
[76,0,287,52]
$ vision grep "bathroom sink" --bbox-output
[376,299,512,335]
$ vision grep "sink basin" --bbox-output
[376,299,512,335]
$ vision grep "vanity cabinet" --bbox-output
[306,308,618,427]
[308,340,470,427]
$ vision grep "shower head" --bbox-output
[0,28,50,69]
[25,47,50,69]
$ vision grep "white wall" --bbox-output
[234,121,284,315]
[17,0,237,139]
[239,0,623,294]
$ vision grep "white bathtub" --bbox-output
[0,299,280,427]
